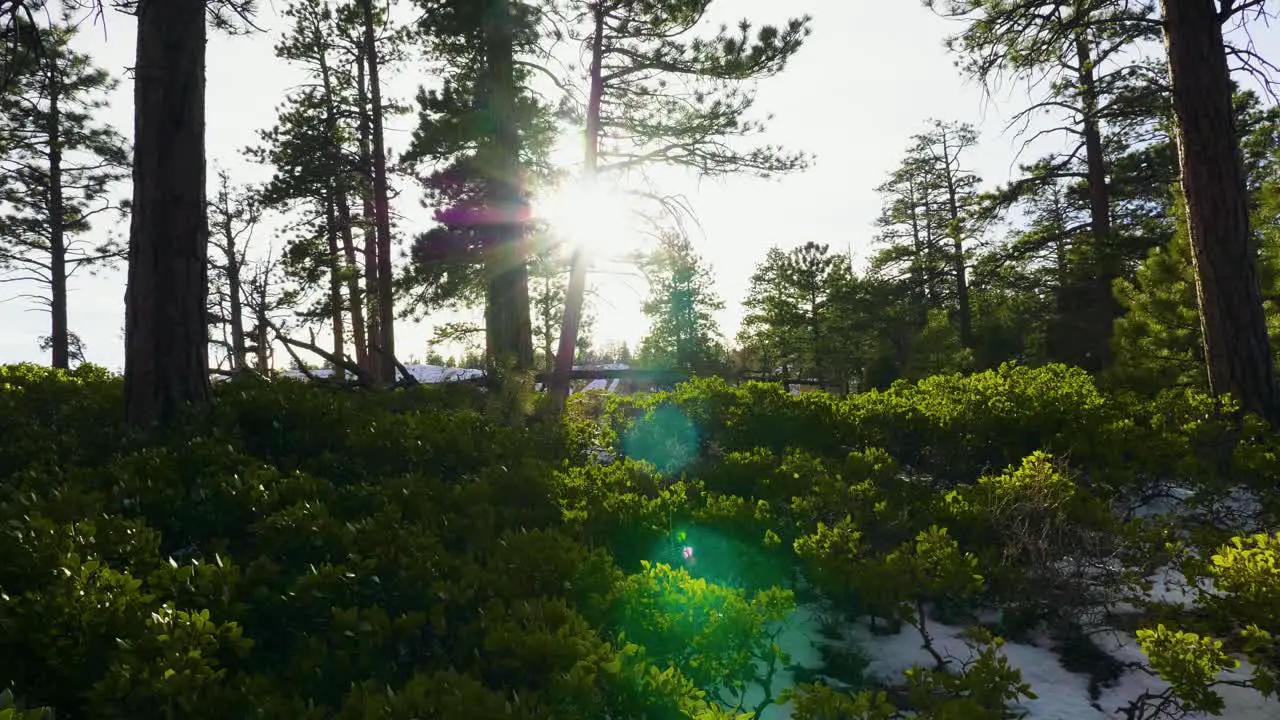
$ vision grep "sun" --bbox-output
[533,178,645,261]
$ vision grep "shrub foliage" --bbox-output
[1,362,1278,718]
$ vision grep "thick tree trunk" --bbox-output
[356,49,380,374]
[483,0,533,381]
[548,2,605,413]
[1163,0,1280,423]
[46,68,68,369]
[1077,32,1115,372]
[359,0,396,383]
[123,0,211,425]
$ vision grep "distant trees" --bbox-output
[207,169,263,372]
[248,0,407,381]
[0,9,128,368]
[870,121,983,350]
[529,246,593,372]
[929,0,1164,370]
[637,232,726,374]
[740,242,845,381]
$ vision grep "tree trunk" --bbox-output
[46,63,68,369]
[336,193,368,371]
[324,193,346,374]
[123,0,211,425]
[548,2,605,413]
[1076,32,1115,372]
[317,40,367,373]
[482,0,533,381]
[1163,0,1280,423]
[219,198,247,370]
[359,0,396,383]
[356,48,380,374]
[939,131,971,347]
[907,180,929,326]
[253,281,270,372]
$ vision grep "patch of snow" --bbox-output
[1090,628,1272,720]
[743,607,1271,720]
[278,364,485,384]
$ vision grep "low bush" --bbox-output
[2,362,1278,718]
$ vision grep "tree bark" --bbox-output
[548,1,605,413]
[335,193,368,371]
[482,0,533,381]
[359,0,396,383]
[939,129,971,348]
[1162,0,1280,423]
[324,193,346,374]
[46,59,68,369]
[1076,32,1115,372]
[252,280,270,372]
[123,0,211,425]
[216,188,247,370]
[317,36,368,372]
[355,47,380,374]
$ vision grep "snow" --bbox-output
[278,363,485,383]
[740,599,1272,720]
[277,363,635,394]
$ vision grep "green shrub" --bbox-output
[7,359,1280,720]
[0,367,725,718]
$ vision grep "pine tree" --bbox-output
[871,152,949,326]
[123,0,257,425]
[0,9,129,369]
[547,0,814,411]
[638,231,726,374]
[1113,99,1280,395]
[739,242,843,382]
[928,0,1165,369]
[1161,0,1280,422]
[207,169,262,372]
[247,0,409,378]
[408,0,557,382]
[869,120,982,350]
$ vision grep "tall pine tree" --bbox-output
[0,9,129,368]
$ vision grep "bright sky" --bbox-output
[2,1,1277,370]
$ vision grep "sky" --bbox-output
[2,1,1277,371]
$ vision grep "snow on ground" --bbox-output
[278,362,635,392]
[278,363,485,383]
[744,599,1271,720]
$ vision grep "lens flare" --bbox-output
[533,178,640,259]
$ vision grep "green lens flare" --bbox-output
[622,404,698,474]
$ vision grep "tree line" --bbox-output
[2,0,1280,427]
[711,1,1280,425]
[1,0,810,423]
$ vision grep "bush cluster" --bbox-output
[1,361,1277,719]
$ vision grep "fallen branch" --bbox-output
[369,342,421,387]
[261,316,374,386]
